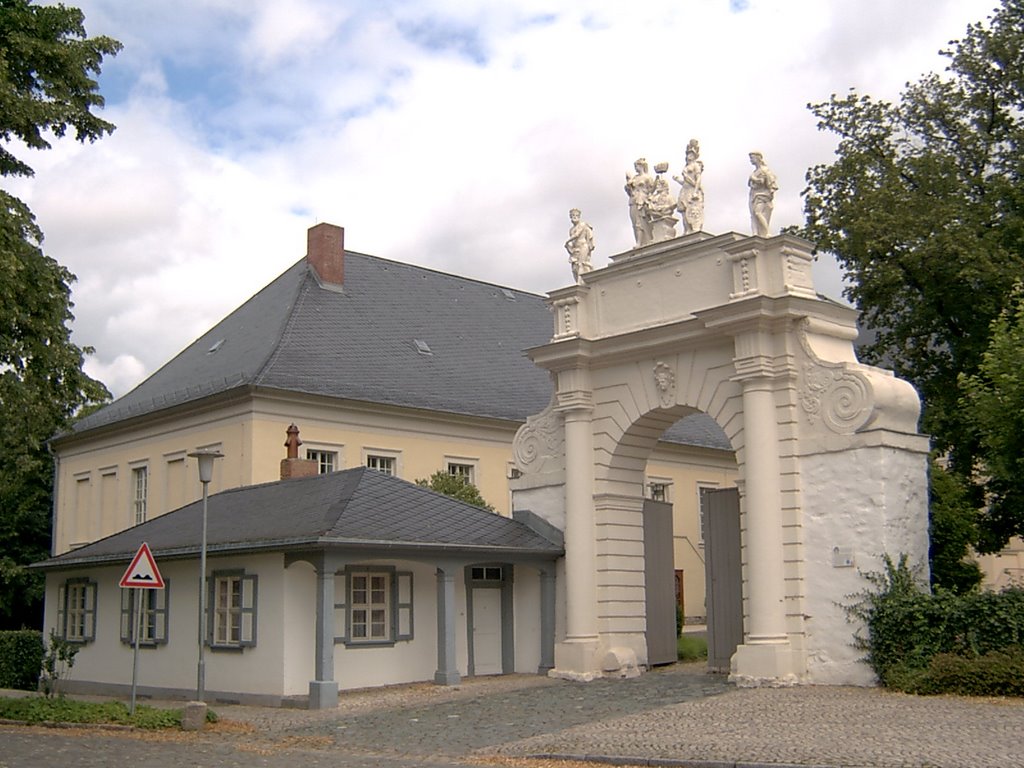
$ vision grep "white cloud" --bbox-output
[14,0,998,397]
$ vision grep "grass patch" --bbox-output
[677,634,707,662]
[0,697,216,728]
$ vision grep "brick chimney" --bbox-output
[280,423,318,480]
[306,222,345,286]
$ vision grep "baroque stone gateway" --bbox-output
[532,155,929,686]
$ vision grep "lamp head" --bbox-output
[188,449,224,484]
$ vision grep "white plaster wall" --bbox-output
[800,444,929,685]
[332,560,442,691]
[512,566,542,673]
[282,560,316,695]
[43,553,287,699]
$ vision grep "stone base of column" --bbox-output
[729,641,805,687]
[434,669,461,686]
[308,680,339,709]
[549,637,601,681]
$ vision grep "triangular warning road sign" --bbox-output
[119,542,165,589]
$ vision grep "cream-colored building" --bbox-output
[50,223,736,625]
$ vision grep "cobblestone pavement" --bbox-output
[2,663,1022,767]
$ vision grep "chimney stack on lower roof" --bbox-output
[306,222,345,286]
[281,423,318,480]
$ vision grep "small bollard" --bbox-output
[181,701,208,731]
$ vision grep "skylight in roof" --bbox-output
[206,338,225,355]
[501,288,516,301]
[414,339,433,355]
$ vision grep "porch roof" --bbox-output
[35,468,563,569]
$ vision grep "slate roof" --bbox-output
[64,250,731,451]
[36,468,563,569]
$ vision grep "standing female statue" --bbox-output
[748,151,778,237]
[673,139,704,234]
[624,158,656,246]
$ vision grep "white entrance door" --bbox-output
[472,589,502,675]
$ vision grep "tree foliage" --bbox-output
[0,0,118,628]
[960,285,1024,552]
[928,458,982,593]
[415,471,495,511]
[801,0,1024,550]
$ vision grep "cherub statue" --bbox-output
[624,157,656,246]
[748,151,778,237]
[564,208,595,284]
[673,139,704,234]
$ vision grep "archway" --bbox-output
[510,231,929,685]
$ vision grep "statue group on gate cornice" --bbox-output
[565,143,779,283]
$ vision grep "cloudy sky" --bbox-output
[7,0,998,398]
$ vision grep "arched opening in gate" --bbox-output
[606,406,741,672]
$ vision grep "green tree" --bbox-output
[960,285,1024,553]
[0,0,119,628]
[415,471,494,511]
[928,458,982,594]
[801,0,1024,550]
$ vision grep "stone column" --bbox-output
[552,388,601,679]
[309,555,339,709]
[538,566,556,674]
[731,374,800,683]
[434,566,460,685]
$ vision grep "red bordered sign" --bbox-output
[119,542,165,589]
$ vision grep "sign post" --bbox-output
[119,542,165,715]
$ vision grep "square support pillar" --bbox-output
[435,567,461,685]
[309,555,339,709]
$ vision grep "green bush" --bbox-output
[0,630,44,691]
[0,697,217,728]
[850,555,1024,695]
[889,647,1024,697]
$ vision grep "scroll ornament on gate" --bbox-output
[797,319,874,435]
[512,396,565,475]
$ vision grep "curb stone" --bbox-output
[530,754,844,768]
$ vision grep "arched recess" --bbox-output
[511,231,930,686]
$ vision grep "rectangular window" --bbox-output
[57,579,97,643]
[120,582,170,646]
[350,571,389,641]
[698,485,719,545]
[306,449,337,475]
[132,466,148,525]
[648,482,669,503]
[342,568,413,646]
[366,455,395,476]
[447,462,475,484]
[208,571,257,648]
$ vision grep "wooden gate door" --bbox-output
[703,487,743,673]
[643,499,677,665]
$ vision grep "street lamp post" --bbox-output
[188,449,223,702]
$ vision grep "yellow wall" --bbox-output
[52,391,737,622]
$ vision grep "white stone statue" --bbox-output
[564,208,595,284]
[673,139,704,234]
[624,157,656,247]
[644,163,678,243]
[748,150,778,237]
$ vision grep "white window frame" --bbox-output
[306,448,338,475]
[131,465,148,525]
[647,477,672,503]
[336,567,413,647]
[120,582,170,646]
[207,570,258,649]
[57,578,97,644]
[446,459,477,485]
[364,449,400,477]
[697,483,720,546]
